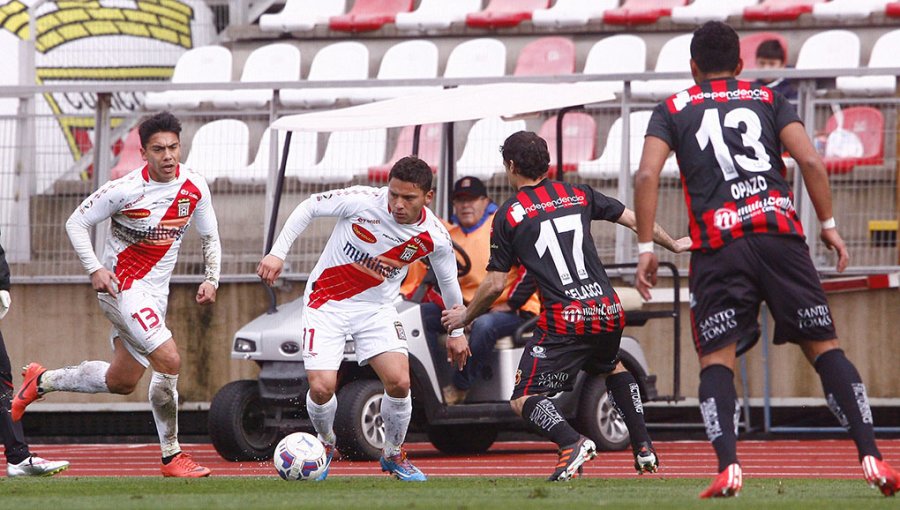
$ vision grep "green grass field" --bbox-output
[0,477,894,509]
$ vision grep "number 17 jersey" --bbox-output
[646,78,805,251]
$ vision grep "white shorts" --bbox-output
[98,288,172,368]
[301,304,408,371]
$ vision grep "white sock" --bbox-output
[40,361,110,393]
[306,392,337,445]
[381,392,411,458]
[149,371,181,458]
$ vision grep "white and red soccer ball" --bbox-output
[273,432,327,481]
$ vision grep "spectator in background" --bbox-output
[754,39,797,100]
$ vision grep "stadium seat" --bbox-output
[395,0,481,31]
[244,128,318,182]
[538,113,597,178]
[743,0,824,22]
[579,111,681,180]
[143,46,232,110]
[514,37,576,77]
[836,29,900,96]
[290,129,386,183]
[329,0,412,32]
[631,34,693,101]
[583,35,646,95]
[444,38,507,79]
[368,124,442,182]
[821,107,884,174]
[812,0,891,20]
[110,128,144,180]
[280,42,368,109]
[456,117,527,180]
[888,2,900,17]
[259,0,346,32]
[184,119,249,182]
[603,0,687,25]
[796,30,860,71]
[531,0,617,28]
[346,39,439,104]
[671,0,758,23]
[466,0,549,29]
[739,32,788,71]
[214,43,300,109]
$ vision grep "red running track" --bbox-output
[4,440,899,479]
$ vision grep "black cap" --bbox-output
[452,176,487,199]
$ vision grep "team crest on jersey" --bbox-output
[177,198,191,217]
[122,208,151,219]
[515,369,522,386]
[352,224,377,243]
[394,321,407,342]
[399,243,418,262]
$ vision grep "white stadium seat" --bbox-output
[243,128,318,182]
[143,46,232,110]
[184,119,249,182]
[213,43,300,109]
[631,34,694,101]
[289,129,386,184]
[796,30,860,70]
[836,29,900,96]
[531,0,617,28]
[577,111,681,181]
[259,0,346,32]
[583,35,646,95]
[456,117,526,180]
[671,0,759,23]
[280,42,368,109]
[812,0,891,20]
[444,38,507,79]
[345,40,440,104]
[395,0,482,31]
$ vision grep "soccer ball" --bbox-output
[273,432,327,481]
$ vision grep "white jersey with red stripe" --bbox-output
[270,186,463,313]
[66,164,221,294]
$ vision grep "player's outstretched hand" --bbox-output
[257,254,284,287]
[441,304,467,332]
[672,236,692,254]
[0,290,10,320]
[90,268,120,297]
[821,228,849,273]
[635,252,658,301]
[196,281,217,304]
[446,333,471,371]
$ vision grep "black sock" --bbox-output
[520,395,581,448]
[606,371,651,451]
[161,452,181,465]
[699,364,740,472]
[814,349,881,461]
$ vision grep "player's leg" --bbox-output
[604,361,658,474]
[697,344,743,498]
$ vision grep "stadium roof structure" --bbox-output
[270,83,616,132]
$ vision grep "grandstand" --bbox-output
[0,0,898,420]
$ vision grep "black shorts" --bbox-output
[689,234,837,357]
[511,327,622,399]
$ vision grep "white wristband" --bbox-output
[637,241,654,255]
[821,217,836,230]
[449,328,464,337]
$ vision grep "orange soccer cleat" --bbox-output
[160,452,212,478]
[700,463,742,499]
[862,455,899,497]
[11,363,46,421]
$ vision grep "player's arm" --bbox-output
[780,122,849,272]
[0,233,10,320]
[502,266,536,313]
[442,271,507,332]
[633,135,672,300]
[65,183,123,295]
[428,238,472,369]
[615,208,691,254]
[193,185,221,304]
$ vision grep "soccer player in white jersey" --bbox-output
[12,112,220,478]
[257,156,470,482]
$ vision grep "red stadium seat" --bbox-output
[110,128,144,180]
[329,0,412,32]
[740,32,788,71]
[466,0,549,29]
[368,124,441,182]
[821,107,884,174]
[539,113,597,178]
[603,0,687,26]
[887,1,900,17]
[513,36,575,77]
[743,0,824,22]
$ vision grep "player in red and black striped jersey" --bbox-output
[634,21,898,498]
[443,131,689,481]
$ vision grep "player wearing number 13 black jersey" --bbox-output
[443,131,689,481]
[635,21,898,498]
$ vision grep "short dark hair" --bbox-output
[138,111,182,148]
[388,155,433,192]
[690,21,740,74]
[756,39,786,62]
[500,131,550,180]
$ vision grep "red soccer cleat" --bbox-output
[863,455,899,496]
[161,452,212,478]
[12,363,46,421]
[700,463,742,498]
